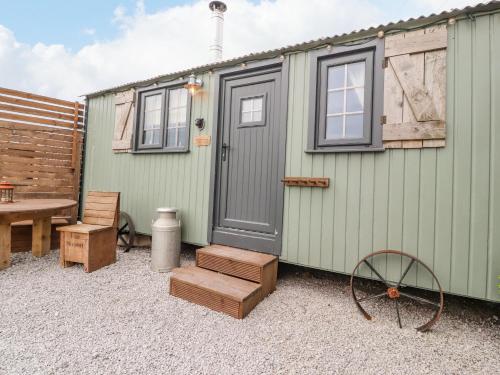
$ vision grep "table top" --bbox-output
[0,199,77,220]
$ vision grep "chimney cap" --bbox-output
[209,1,227,12]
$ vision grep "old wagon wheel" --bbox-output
[117,211,135,252]
[350,250,444,332]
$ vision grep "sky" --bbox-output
[0,0,482,100]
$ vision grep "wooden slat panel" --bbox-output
[383,121,445,140]
[1,168,74,180]
[170,278,242,319]
[1,165,73,178]
[0,87,84,110]
[81,216,115,226]
[0,94,84,116]
[383,25,447,149]
[7,176,73,187]
[14,192,73,199]
[0,141,73,155]
[389,54,439,122]
[1,132,74,150]
[85,194,119,202]
[85,202,117,211]
[15,185,73,193]
[385,27,447,57]
[82,192,119,227]
[0,149,73,165]
[83,209,116,219]
[0,111,79,128]
[87,191,120,197]
[0,103,83,123]
[0,127,78,148]
[0,120,78,137]
[113,89,135,151]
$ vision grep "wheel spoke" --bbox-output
[118,234,128,245]
[400,292,440,308]
[357,292,387,303]
[397,259,415,288]
[395,300,402,329]
[363,260,390,287]
[119,223,128,232]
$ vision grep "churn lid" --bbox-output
[157,207,177,213]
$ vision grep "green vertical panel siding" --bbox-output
[280,14,500,301]
[469,15,491,298]
[82,14,500,302]
[487,13,500,301]
[82,73,214,246]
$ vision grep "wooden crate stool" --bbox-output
[57,192,120,273]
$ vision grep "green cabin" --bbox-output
[83,2,500,302]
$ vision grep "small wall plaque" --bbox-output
[282,177,330,188]
[194,135,211,147]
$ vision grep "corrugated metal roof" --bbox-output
[85,0,500,98]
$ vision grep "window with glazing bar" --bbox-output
[134,84,191,152]
[307,39,384,152]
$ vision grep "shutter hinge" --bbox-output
[382,58,388,69]
[380,115,387,125]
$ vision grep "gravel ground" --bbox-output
[0,248,498,375]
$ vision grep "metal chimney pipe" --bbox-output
[209,1,227,62]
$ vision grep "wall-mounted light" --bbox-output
[184,73,203,96]
[194,118,205,130]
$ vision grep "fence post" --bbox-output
[71,102,81,223]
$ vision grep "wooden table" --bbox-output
[0,199,77,270]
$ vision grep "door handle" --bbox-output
[221,142,229,161]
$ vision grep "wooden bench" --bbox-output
[57,192,120,273]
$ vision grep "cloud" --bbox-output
[414,0,483,12]
[82,28,96,36]
[0,0,482,100]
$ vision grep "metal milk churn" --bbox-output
[151,208,181,272]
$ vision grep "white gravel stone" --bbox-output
[0,248,498,375]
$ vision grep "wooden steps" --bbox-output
[169,245,278,319]
[196,245,278,296]
[170,266,262,319]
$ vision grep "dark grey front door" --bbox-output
[213,66,286,255]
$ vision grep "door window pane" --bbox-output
[241,96,264,123]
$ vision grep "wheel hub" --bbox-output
[387,287,400,299]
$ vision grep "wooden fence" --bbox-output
[0,87,85,221]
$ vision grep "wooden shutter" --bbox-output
[112,89,135,152]
[383,25,447,149]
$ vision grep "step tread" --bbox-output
[200,245,277,267]
[171,266,261,302]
